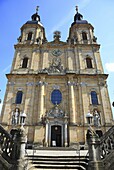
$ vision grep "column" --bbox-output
[37,76,47,122]
[45,121,49,147]
[68,78,76,124]
[64,118,68,147]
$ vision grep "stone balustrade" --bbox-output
[0,124,27,169]
[0,125,16,162]
[99,126,114,159]
[87,126,114,170]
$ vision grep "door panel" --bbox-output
[51,125,61,147]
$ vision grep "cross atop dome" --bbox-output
[76,6,78,12]
[36,6,39,13]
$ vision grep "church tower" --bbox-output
[0,6,113,148]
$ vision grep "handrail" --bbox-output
[0,124,17,163]
[99,126,114,159]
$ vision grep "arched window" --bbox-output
[86,57,92,68]
[51,90,62,105]
[15,91,23,104]
[91,91,98,105]
[22,57,28,68]
[82,32,87,40]
[27,32,32,40]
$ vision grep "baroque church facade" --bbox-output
[0,7,113,148]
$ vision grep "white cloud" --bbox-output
[105,63,114,72]
[0,64,11,78]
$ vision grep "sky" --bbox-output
[0,0,114,116]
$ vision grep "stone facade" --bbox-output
[0,7,113,148]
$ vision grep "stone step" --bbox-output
[28,156,88,161]
[28,167,86,170]
[26,148,88,170]
[26,149,89,170]
[33,165,86,169]
[26,149,88,157]
[29,156,88,163]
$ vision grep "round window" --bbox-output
[51,90,62,105]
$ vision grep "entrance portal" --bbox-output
[51,125,61,147]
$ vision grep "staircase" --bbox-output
[0,124,113,169]
[26,148,89,170]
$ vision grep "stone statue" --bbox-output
[12,109,19,125]
[74,12,83,21]
[74,6,83,21]
[94,110,101,127]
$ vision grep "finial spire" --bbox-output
[36,6,39,13]
[76,6,78,13]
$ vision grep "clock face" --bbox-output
[52,49,62,57]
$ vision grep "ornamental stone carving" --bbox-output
[46,105,65,118]
[41,57,65,73]
[51,49,62,57]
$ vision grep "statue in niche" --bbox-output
[12,108,20,125]
[93,110,101,127]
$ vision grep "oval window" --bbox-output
[51,90,62,105]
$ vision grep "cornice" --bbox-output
[6,73,108,79]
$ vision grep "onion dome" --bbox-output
[31,6,40,21]
[71,6,88,26]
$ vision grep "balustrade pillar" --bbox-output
[12,126,27,170]
[86,128,104,170]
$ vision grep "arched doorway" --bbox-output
[51,125,62,147]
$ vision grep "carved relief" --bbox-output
[41,56,65,73]
[46,105,65,118]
